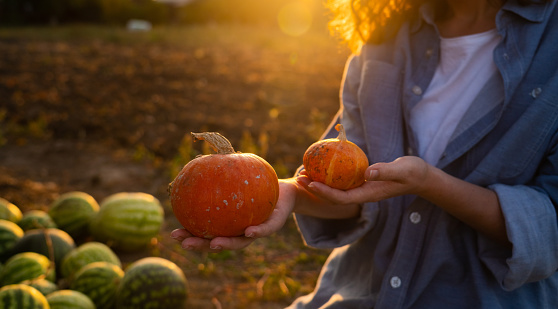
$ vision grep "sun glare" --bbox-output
[277,1,313,37]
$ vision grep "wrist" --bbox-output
[414,162,439,199]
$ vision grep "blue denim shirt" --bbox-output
[290,1,558,308]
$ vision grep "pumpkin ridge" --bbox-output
[325,145,339,186]
[339,143,357,190]
[347,147,362,189]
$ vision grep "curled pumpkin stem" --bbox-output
[335,124,348,142]
[167,181,173,197]
[191,132,236,154]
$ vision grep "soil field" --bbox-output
[0,24,349,308]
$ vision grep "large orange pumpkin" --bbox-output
[303,124,369,190]
[169,132,279,239]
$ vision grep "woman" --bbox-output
[172,0,558,307]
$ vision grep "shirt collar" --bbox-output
[411,0,552,33]
[501,0,552,23]
[410,2,436,33]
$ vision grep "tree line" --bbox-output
[0,0,328,28]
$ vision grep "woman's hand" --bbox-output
[170,179,299,252]
[306,156,509,244]
[304,156,431,205]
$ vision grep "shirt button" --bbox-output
[412,85,422,95]
[531,87,542,98]
[409,212,421,224]
[390,276,402,288]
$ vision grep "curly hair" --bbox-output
[326,0,551,52]
[325,0,415,51]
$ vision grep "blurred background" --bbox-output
[0,0,350,307]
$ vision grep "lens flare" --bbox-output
[277,2,313,37]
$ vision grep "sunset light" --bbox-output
[277,1,313,36]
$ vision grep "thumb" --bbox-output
[366,162,390,181]
[366,156,427,183]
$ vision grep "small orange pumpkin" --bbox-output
[169,132,279,239]
[303,124,369,190]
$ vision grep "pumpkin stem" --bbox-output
[335,124,348,142]
[191,132,236,154]
[167,181,173,197]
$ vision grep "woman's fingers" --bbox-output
[170,228,194,242]
[306,181,352,204]
[244,204,290,238]
[171,228,211,251]
[209,236,256,251]
[245,182,298,238]
[171,228,257,252]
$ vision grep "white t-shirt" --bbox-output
[409,29,501,165]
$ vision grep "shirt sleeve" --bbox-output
[480,143,558,291]
[294,202,381,248]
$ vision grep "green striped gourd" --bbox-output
[21,278,58,296]
[48,192,99,239]
[0,252,55,286]
[89,192,164,252]
[46,290,95,309]
[0,198,22,223]
[0,219,24,260]
[116,257,188,309]
[9,229,75,277]
[18,210,57,232]
[0,284,50,309]
[69,261,124,309]
[60,241,121,280]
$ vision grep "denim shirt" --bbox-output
[290,1,558,308]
